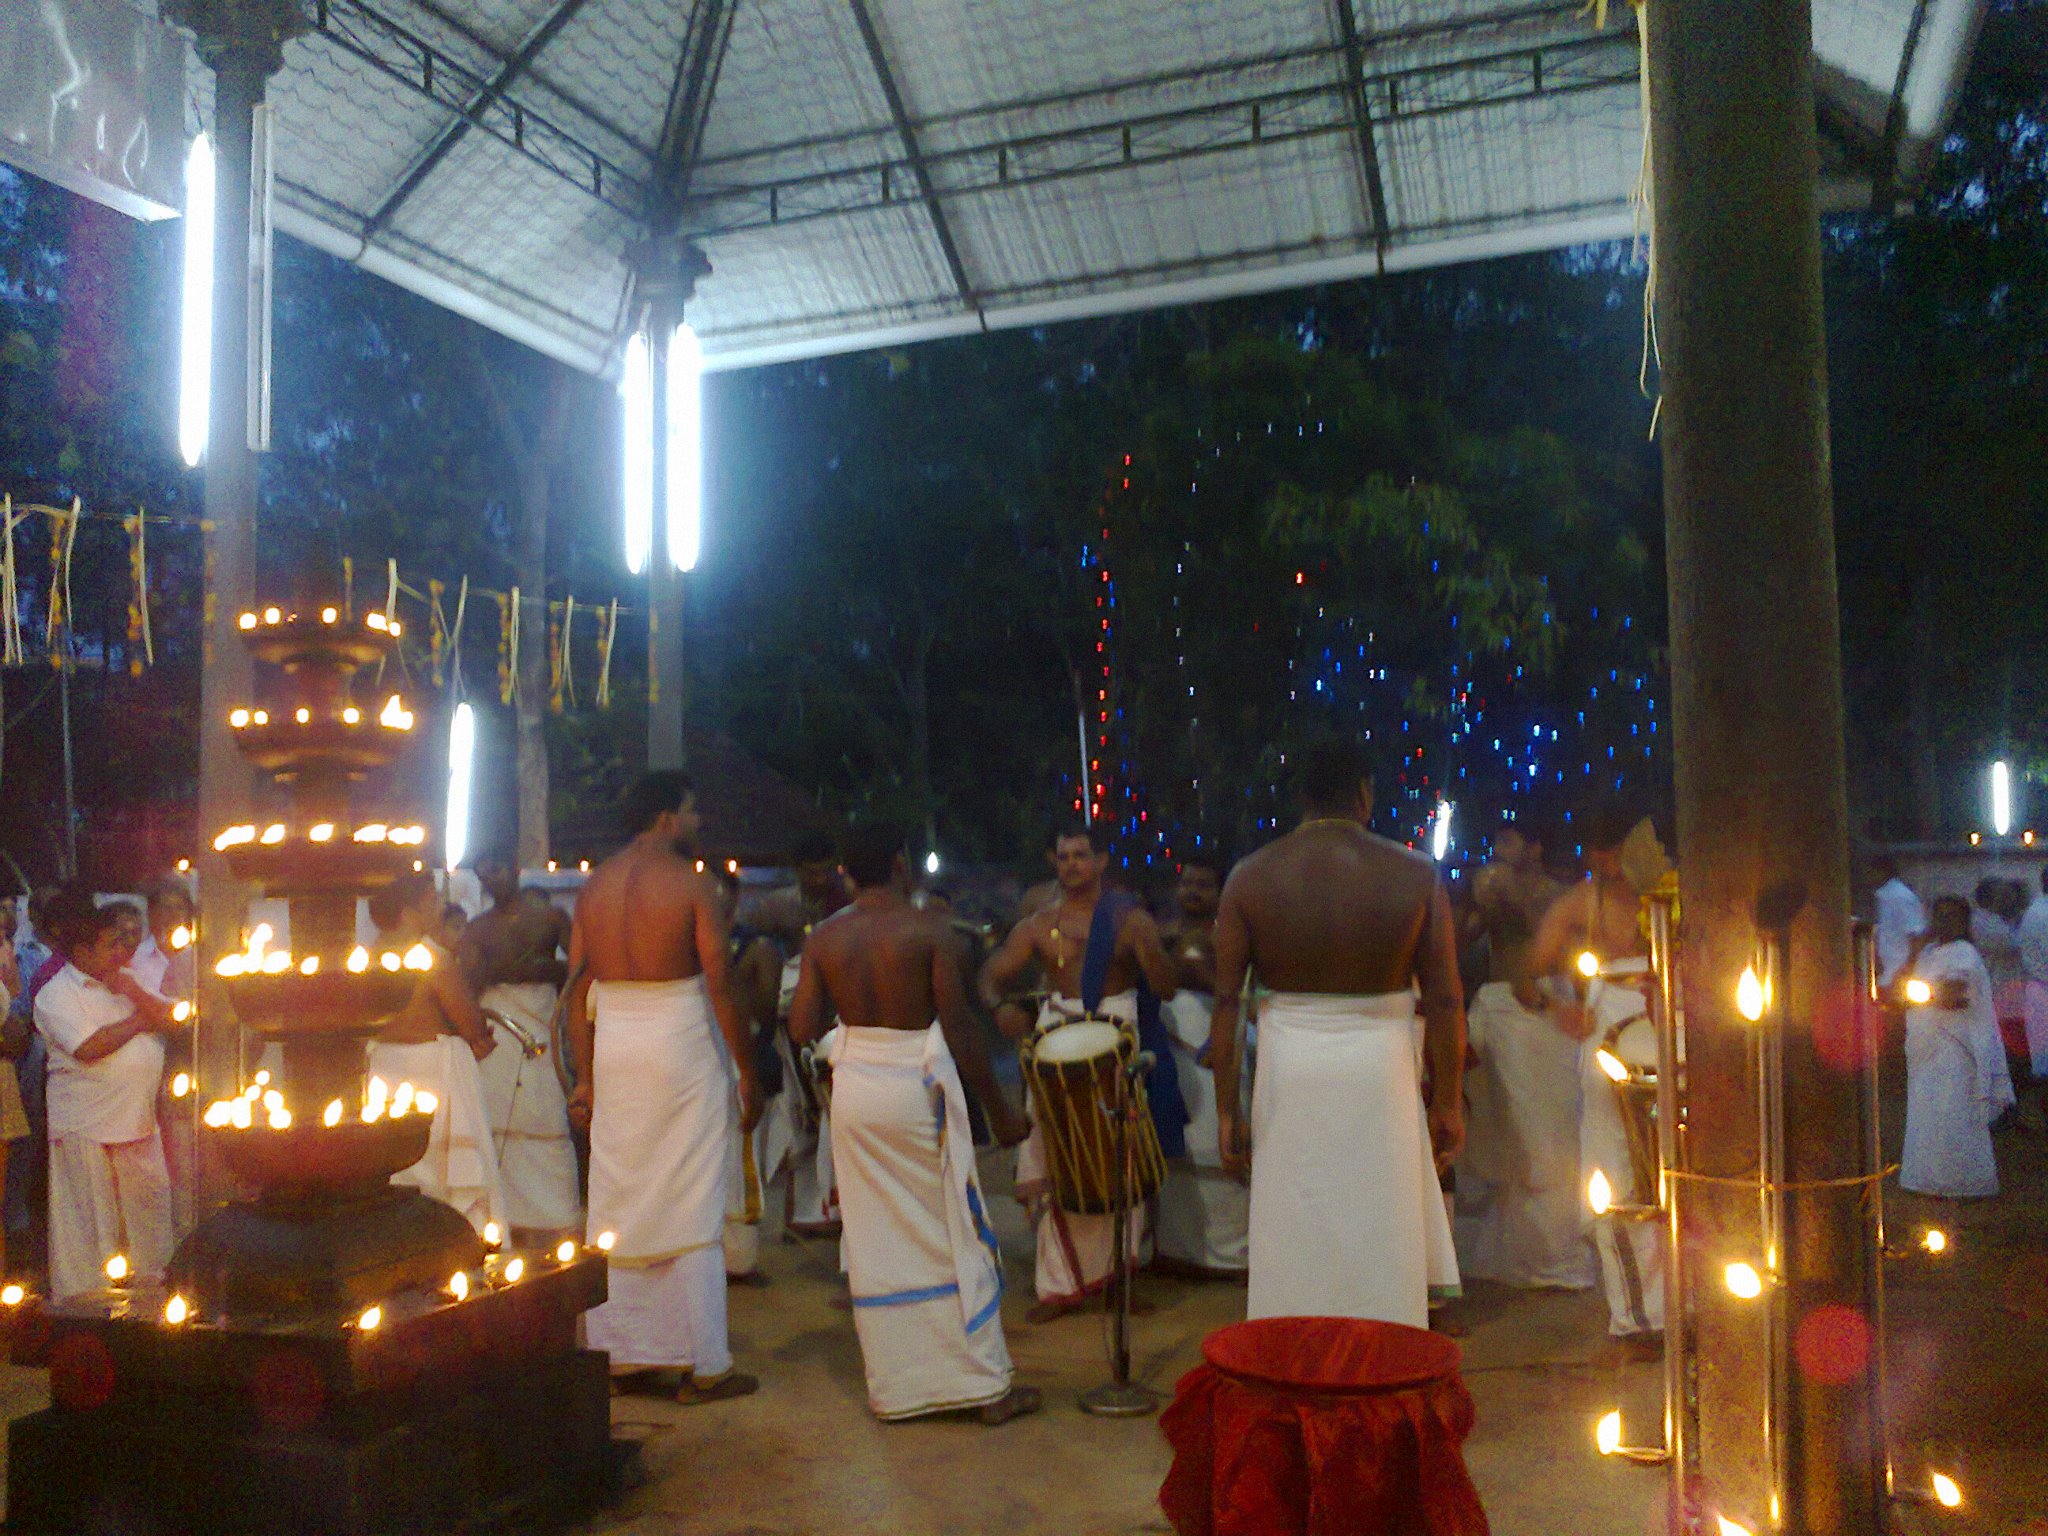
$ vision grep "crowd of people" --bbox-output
[0,741,2027,1429]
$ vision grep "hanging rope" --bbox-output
[497,588,518,706]
[547,600,565,715]
[44,499,78,661]
[342,554,355,620]
[428,579,447,686]
[647,602,660,708]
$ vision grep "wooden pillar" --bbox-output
[1646,3,1882,1531]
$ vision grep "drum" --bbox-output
[1021,1015,1167,1216]
[1601,1015,1663,1209]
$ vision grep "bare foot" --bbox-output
[977,1386,1043,1426]
[677,1371,760,1406]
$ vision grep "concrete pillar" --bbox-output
[646,315,687,771]
[1646,3,1882,1531]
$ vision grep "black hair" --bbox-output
[1975,877,2002,908]
[43,888,115,954]
[145,877,194,921]
[791,828,838,867]
[624,770,695,837]
[368,873,436,932]
[1299,737,1373,815]
[841,822,905,890]
[1179,847,1230,881]
[1047,821,1111,855]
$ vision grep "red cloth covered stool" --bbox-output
[1159,1316,1489,1536]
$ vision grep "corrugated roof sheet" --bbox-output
[153,0,1980,373]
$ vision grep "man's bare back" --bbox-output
[575,846,708,984]
[1222,823,1454,995]
[798,899,951,1032]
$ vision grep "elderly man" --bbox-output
[567,771,762,1404]
[35,896,185,1299]
[790,823,1037,1423]
[1209,739,1463,1327]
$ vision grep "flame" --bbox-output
[299,955,320,976]
[171,1001,192,1024]
[323,1099,343,1128]
[448,1271,469,1302]
[170,1072,191,1098]
[309,823,334,842]
[556,1240,576,1263]
[414,1089,438,1116]
[502,1258,525,1284]
[262,1090,284,1114]
[378,695,414,730]
[381,952,402,973]
[391,1082,415,1117]
[1923,1228,1948,1255]
[104,1254,129,1283]
[1736,966,1766,1022]
[1931,1473,1961,1508]
[595,1230,616,1252]
[357,1305,382,1331]
[0,1284,23,1306]
[164,1295,190,1325]
[294,708,311,725]
[214,825,257,852]
[346,946,370,974]
[366,612,388,632]
[1587,1170,1613,1216]
[321,606,338,624]
[388,620,402,637]
[1903,977,1933,1007]
[203,1100,233,1128]
[1724,1262,1765,1300]
[231,1098,253,1129]
[402,943,433,972]
[354,823,388,844]
[1595,1049,1629,1084]
[366,1077,389,1117]
[238,612,257,630]
[1595,1410,1622,1456]
[268,1107,292,1130]
[255,1069,270,1086]
[262,606,281,625]
[482,1222,502,1248]
[342,706,362,725]
[1575,950,1600,979]
[230,708,250,729]
[169,924,192,950]
[252,710,269,726]
[1714,1519,1754,1536]
[262,951,290,975]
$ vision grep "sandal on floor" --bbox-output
[677,1371,760,1406]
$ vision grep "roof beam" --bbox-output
[651,0,740,214]
[1869,0,1933,210]
[310,0,643,219]
[845,0,979,315]
[1331,1,1392,266]
[685,30,1639,241]
[361,0,597,237]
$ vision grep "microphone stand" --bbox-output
[1081,1047,1158,1418]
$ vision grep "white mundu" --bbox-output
[1247,991,1458,1329]
[779,958,839,1233]
[1154,990,1249,1274]
[583,976,735,1380]
[368,1032,507,1237]
[475,982,582,1232]
[1580,979,1664,1338]
[1016,992,1146,1302]
[1902,941,2012,1199]
[36,964,172,1300]
[1455,982,1594,1291]
[823,1022,1011,1419]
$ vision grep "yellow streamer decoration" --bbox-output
[124,509,154,673]
[427,578,447,686]
[547,600,565,715]
[497,589,517,707]
[44,498,78,662]
[596,598,618,709]
[342,555,354,620]
[1,495,21,667]
[560,594,577,710]
[449,575,469,700]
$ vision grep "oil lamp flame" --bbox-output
[357,1305,382,1331]
[1931,1473,1961,1508]
[1595,1049,1629,1084]
[483,1222,502,1248]
[556,1240,576,1264]
[414,1090,438,1116]
[164,1294,190,1325]
[448,1271,469,1302]
[1736,966,1766,1022]
[1575,950,1600,979]
[309,823,334,842]
[323,1099,343,1128]
[1,1284,23,1306]
[1923,1228,1948,1255]
[1587,1169,1613,1215]
[105,1254,129,1284]
[402,943,433,972]
[1724,1262,1765,1300]
[1904,977,1934,1006]
[170,1072,191,1098]
[1595,1410,1622,1456]
[595,1230,615,1252]
[503,1258,525,1284]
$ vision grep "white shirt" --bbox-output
[2019,896,2048,986]
[1874,879,1927,985]
[35,964,164,1143]
[128,935,194,1001]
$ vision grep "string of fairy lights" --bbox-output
[1066,438,1666,877]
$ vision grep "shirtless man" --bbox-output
[368,874,505,1235]
[979,822,1179,1320]
[1210,738,1464,1326]
[1525,807,1650,1041]
[567,770,761,1403]
[462,855,580,1236]
[789,823,1037,1423]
